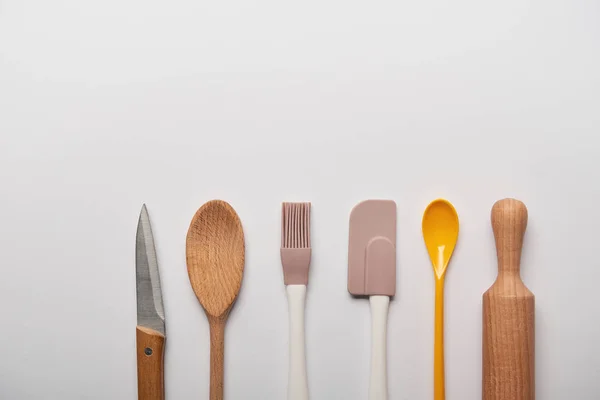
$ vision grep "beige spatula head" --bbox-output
[186,200,245,318]
[348,199,397,296]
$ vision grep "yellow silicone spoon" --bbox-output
[422,199,459,400]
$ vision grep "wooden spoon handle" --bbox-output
[491,198,528,274]
[209,318,226,400]
[136,326,165,400]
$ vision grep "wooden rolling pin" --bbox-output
[483,198,534,400]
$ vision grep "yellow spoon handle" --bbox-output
[434,277,445,400]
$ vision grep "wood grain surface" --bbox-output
[136,326,165,400]
[483,198,534,400]
[186,200,245,400]
[209,316,226,399]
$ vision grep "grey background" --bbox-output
[1,0,599,398]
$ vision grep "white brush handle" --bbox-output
[286,285,309,400]
[369,295,390,400]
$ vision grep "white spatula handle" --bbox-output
[369,295,390,400]
[286,284,309,400]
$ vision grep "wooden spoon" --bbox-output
[186,200,245,400]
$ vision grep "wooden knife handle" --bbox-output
[136,326,165,400]
[483,199,534,400]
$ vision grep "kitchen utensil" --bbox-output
[186,200,245,400]
[136,204,166,400]
[483,198,534,400]
[281,202,312,400]
[422,198,459,400]
[348,200,396,400]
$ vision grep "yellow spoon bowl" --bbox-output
[422,199,459,278]
[422,198,459,400]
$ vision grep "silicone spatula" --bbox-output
[348,200,396,400]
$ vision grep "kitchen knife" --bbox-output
[136,204,166,400]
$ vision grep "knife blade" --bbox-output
[136,204,165,400]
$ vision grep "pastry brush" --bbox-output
[281,202,311,400]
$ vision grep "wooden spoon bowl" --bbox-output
[186,200,245,400]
